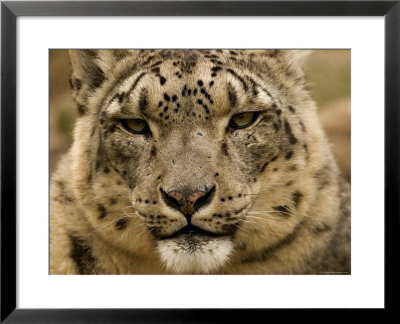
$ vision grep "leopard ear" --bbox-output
[256,49,311,66]
[69,50,106,90]
[251,50,311,76]
[283,50,311,68]
[68,50,135,114]
[271,50,311,80]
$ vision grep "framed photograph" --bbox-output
[1,0,399,321]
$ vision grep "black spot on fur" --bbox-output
[221,142,229,158]
[97,204,107,219]
[151,60,162,68]
[160,76,167,85]
[284,119,298,144]
[56,181,65,189]
[139,89,148,111]
[285,151,294,159]
[227,83,237,107]
[127,72,146,96]
[211,66,222,73]
[69,77,82,91]
[69,232,97,274]
[77,104,86,116]
[288,105,296,113]
[292,191,303,208]
[141,55,155,66]
[90,65,106,88]
[273,205,290,217]
[111,92,126,104]
[115,218,129,230]
[247,76,259,96]
[103,167,110,173]
[226,68,249,92]
[164,93,170,101]
[260,162,269,172]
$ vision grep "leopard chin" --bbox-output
[156,231,234,274]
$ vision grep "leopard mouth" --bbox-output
[158,224,225,240]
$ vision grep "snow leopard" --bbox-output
[50,49,350,274]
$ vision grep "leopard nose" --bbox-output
[161,186,216,222]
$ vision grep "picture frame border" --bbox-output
[1,0,399,321]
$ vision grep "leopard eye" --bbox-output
[121,119,149,134]
[229,112,258,129]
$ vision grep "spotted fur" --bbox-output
[50,50,350,274]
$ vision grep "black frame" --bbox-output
[1,0,399,322]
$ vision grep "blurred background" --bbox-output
[50,50,350,181]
